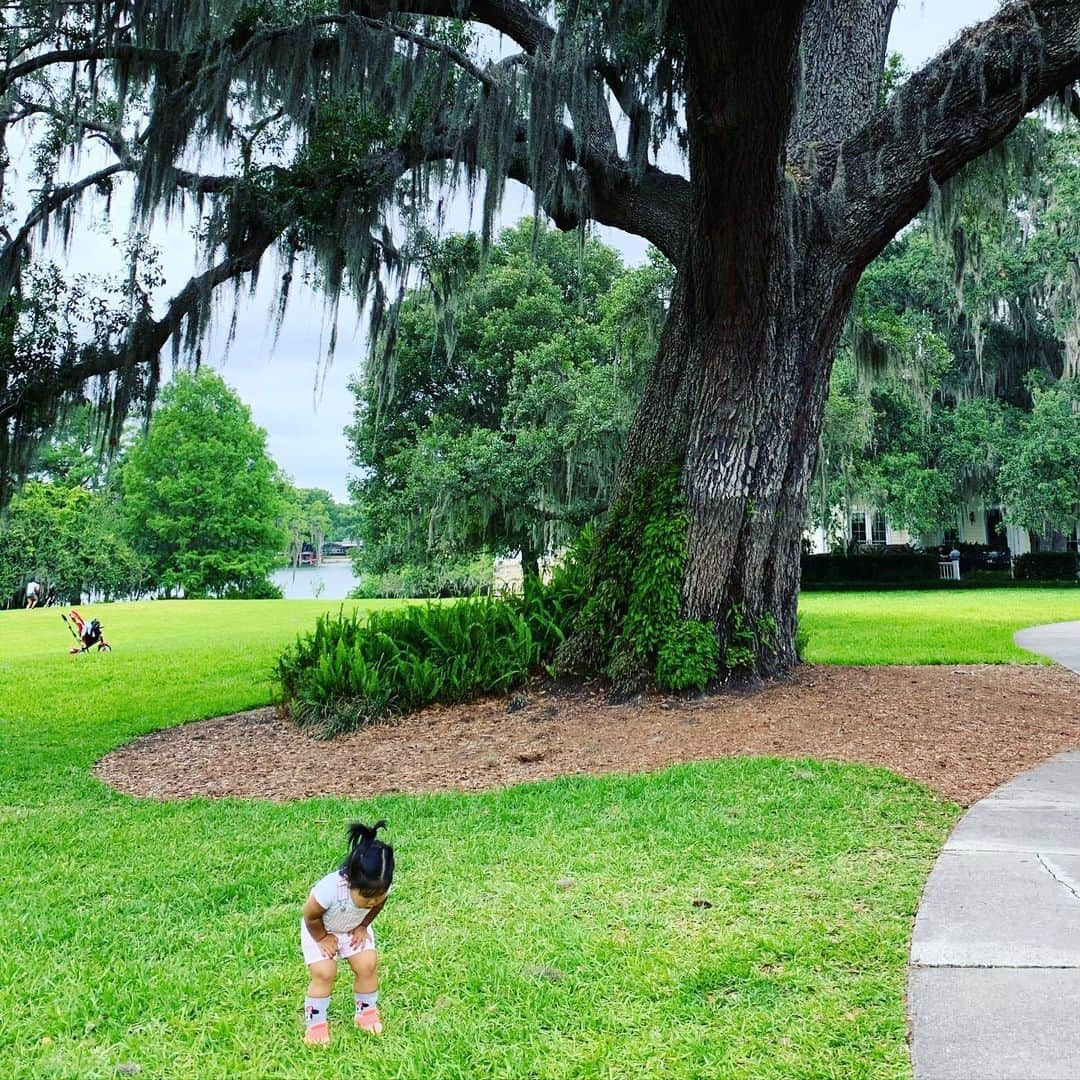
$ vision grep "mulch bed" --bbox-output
[94,665,1080,807]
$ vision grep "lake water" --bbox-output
[272,561,358,600]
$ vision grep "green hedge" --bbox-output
[1014,552,1079,581]
[801,552,940,584]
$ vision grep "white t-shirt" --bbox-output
[26,581,39,597]
[310,871,378,934]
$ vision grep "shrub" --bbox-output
[277,597,538,734]
[220,577,284,600]
[801,551,939,584]
[656,620,719,692]
[350,553,494,599]
[1013,552,1079,582]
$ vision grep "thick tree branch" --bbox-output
[0,218,279,429]
[787,0,897,154]
[484,116,688,261]
[838,0,1080,270]
[347,0,555,56]
[513,154,689,263]
[0,44,179,91]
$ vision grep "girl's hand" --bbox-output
[318,934,339,959]
[349,925,371,949]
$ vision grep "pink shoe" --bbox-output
[304,1021,330,1045]
[355,1006,382,1034]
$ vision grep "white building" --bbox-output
[807,501,1078,556]
[493,551,564,593]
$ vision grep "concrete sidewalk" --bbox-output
[908,621,1080,1080]
[1015,621,1080,675]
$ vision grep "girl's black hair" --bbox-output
[341,820,394,897]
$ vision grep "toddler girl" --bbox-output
[301,820,394,1044]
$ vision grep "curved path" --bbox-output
[1015,620,1080,675]
[908,621,1080,1080]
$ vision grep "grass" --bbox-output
[799,588,1080,665]
[5,587,1073,1076]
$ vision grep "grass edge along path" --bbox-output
[798,588,1080,665]
[5,594,1057,1077]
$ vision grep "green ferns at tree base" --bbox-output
[276,599,540,735]
[655,619,721,693]
[277,469,799,732]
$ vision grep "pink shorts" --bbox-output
[300,919,375,965]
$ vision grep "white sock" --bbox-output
[305,995,331,1026]
[355,991,378,1013]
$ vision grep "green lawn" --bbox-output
[5,588,1072,1077]
[800,588,1080,665]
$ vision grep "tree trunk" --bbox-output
[678,267,851,676]
[610,0,871,678]
[617,250,854,676]
[519,532,541,584]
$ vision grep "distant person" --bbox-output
[300,821,394,1045]
[25,579,40,609]
[949,546,961,562]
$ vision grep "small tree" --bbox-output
[118,372,285,597]
[348,222,665,578]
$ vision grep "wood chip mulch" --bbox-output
[94,665,1080,807]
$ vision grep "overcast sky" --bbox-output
[34,1,1000,502]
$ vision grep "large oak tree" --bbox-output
[2,0,1079,675]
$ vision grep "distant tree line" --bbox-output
[0,372,351,607]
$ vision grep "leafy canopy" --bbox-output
[812,122,1080,545]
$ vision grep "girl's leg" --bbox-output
[304,958,337,1045]
[346,949,381,1033]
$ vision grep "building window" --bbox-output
[850,512,867,544]
[872,511,887,546]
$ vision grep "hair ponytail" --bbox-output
[347,819,387,851]
[342,820,394,897]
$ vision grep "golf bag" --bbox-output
[62,610,111,654]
